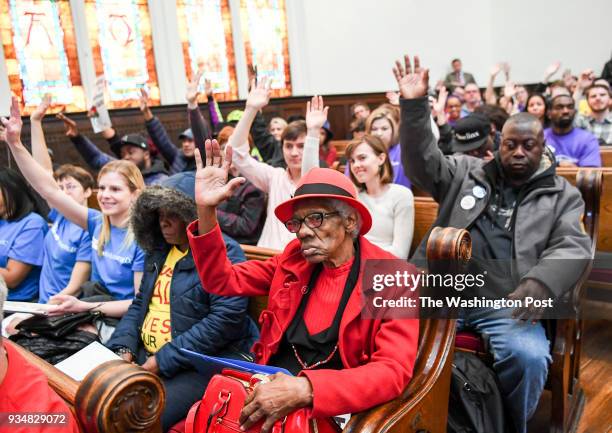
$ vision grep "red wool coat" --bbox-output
[187,222,419,418]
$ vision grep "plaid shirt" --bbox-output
[575,112,612,145]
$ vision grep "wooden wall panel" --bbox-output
[1,92,387,170]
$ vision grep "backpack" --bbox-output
[447,351,514,433]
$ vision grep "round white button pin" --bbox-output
[473,186,486,199]
[460,195,476,210]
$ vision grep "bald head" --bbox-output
[502,112,543,138]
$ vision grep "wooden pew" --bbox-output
[557,167,612,253]
[4,339,165,433]
[330,139,351,160]
[600,146,612,167]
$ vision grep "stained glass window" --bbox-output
[240,0,291,97]
[177,0,238,101]
[84,0,159,108]
[0,0,85,113]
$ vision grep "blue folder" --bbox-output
[181,349,293,379]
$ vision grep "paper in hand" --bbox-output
[89,76,112,133]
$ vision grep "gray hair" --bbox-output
[0,276,6,322]
[319,198,362,239]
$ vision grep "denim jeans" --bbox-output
[457,308,551,433]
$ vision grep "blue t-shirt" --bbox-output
[38,209,92,303]
[87,209,145,300]
[544,128,602,167]
[0,213,48,301]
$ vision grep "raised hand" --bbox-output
[432,86,448,117]
[577,69,595,90]
[56,112,79,137]
[138,87,150,112]
[385,91,400,106]
[490,63,502,77]
[31,94,52,122]
[186,69,203,105]
[305,95,329,133]
[194,139,245,208]
[0,96,23,146]
[392,54,430,100]
[245,76,271,111]
[543,61,561,80]
[504,81,517,99]
[501,62,511,80]
[138,88,153,120]
[204,78,213,97]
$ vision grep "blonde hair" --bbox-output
[345,135,393,189]
[96,160,144,256]
[365,107,399,146]
[269,117,287,131]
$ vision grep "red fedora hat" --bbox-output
[275,168,372,235]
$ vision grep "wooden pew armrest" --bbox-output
[5,340,165,433]
[343,320,456,433]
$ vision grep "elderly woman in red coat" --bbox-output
[187,140,419,432]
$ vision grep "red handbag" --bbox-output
[185,369,341,433]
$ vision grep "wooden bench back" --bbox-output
[331,139,351,159]
[87,190,100,210]
[557,168,612,252]
[601,146,612,167]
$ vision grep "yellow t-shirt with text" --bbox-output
[141,246,188,353]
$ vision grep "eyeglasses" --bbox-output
[284,211,340,233]
[60,183,81,191]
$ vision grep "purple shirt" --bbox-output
[387,143,412,188]
[345,143,411,189]
[543,128,601,167]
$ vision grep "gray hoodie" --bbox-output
[400,97,591,297]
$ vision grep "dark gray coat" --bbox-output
[400,97,592,296]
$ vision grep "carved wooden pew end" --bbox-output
[76,360,165,433]
[6,341,165,433]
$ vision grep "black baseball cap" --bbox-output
[450,113,491,153]
[111,134,149,155]
[178,128,194,140]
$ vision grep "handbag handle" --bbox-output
[185,390,232,433]
[185,400,202,433]
[205,391,232,433]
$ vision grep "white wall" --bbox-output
[287,0,612,96]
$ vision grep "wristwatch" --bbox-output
[115,347,135,358]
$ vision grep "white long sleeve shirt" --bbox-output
[358,184,414,259]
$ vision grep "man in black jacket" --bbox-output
[395,54,591,433]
